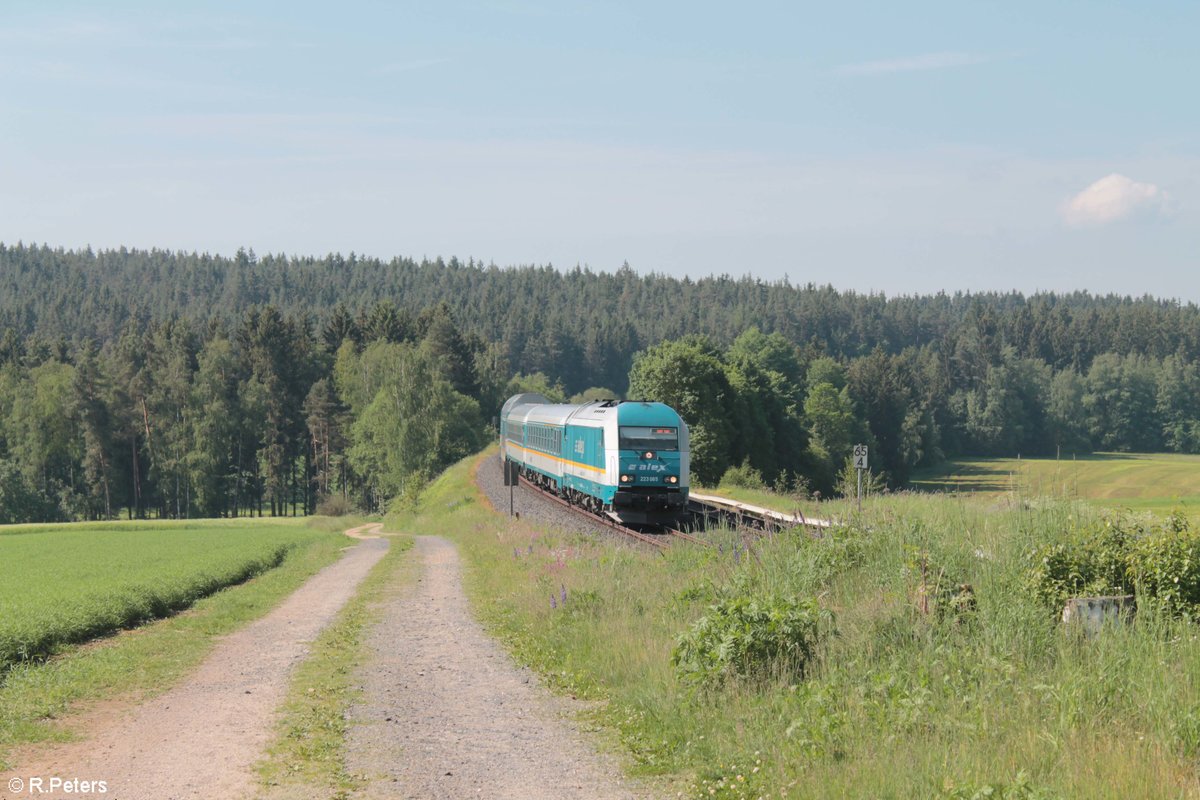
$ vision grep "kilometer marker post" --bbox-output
[853,444,868,514]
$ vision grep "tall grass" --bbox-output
[391,454,1200,798]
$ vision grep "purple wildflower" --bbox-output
[719,543,724,554]
[560,584,568,605]
[733,543,741,564]
[513,547,520,559]
[528,544,534,554]
[551,595,558,610]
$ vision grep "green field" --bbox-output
[911,452,1200,512]
[0,519,333,673]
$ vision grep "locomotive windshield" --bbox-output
[618,426,678,451]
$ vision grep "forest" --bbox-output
[2,241,1200,521]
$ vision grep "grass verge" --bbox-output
[257,530,412,799]
[385,450,1200,799]
[0,516,363,771]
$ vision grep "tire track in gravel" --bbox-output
[345,535,650,800]
[2,527,389,800]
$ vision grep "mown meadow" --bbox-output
[391,450,1200,799]
[910,452,1200,514]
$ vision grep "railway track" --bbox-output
[688,491,833,533]
[514,474,832,549]
[517,475,672,551]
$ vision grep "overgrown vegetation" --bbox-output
[672,593,830,688]
[388,452,1200,799]
[1027,511,1200,617]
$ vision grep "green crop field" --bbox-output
[910,452,1200,512]
[0,519,333,673]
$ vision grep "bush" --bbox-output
[1128,515,1200,616]
[720,459,766,490]
[1026,517,1139,607]
[315,494,354,517]
[835,457,886,500]
[672,594,832,688]
[1026,512,1200,617]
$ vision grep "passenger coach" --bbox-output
[499,393,690,525]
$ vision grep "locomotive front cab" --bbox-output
[611,401,690,525]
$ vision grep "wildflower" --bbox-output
[551,595,558,609]
[560,584,568,605]
[733,543,741,564]
[528,544,534,554]
[513,547,520,559]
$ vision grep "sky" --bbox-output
[1,1,1198,299]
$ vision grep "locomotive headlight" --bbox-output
[620,474,632,483]
[666,475,678,484]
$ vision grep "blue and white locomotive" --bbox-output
[499,393,690,525]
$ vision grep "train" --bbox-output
[499,393,690,525]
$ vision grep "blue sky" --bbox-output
[2,1,1197,298]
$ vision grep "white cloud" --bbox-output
[1063,173,1169,226]
[835,52,992,76]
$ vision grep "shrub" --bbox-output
[672,594,832,688]
[720,459,766,490]
[835,457,886,500]
[1025,517,1139,607]
[1026,512,1200,617]
[1128,517,1200,616]
[315,494,354,517]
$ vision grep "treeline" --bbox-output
[0,302,506,523]
[4,242,1200,510]
[630,332,1200,493]
[7,243,1200,398]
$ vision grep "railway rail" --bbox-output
[515,472,833,548]
[688,491,833,532]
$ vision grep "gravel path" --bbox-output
[2,530,388,800]
[474,452,625,541]
[345,535,649,800]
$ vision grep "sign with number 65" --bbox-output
[853,444,868,470]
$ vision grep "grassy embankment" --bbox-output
[388,449,1200,799]
[0,516,360,770]
[911,452,1200,514]
[259,530,414,798]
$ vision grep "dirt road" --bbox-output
[345,535,647,799]
[2,529,388,800]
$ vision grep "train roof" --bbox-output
[501,395,685,429]
[615,401,683,427]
